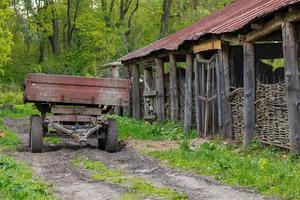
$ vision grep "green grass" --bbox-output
[0,92,55,199]
[44,137,62,144]
[113,116,197,141]
[0,93,37,151]
[0,156,55,200]
[149,141,300,200]
[74,157,187,200]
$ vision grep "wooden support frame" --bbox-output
[282,21,300,155]
[193,39,222,53]
[184,54,193,131]
[169,54,179,121]
[112,66,121,115]
[131,64,141,119]
[243,42,256,150]
[247,9,300,42]
[219,42,233,138]
[123,65,131,117]
[194,54,204,135]
[155,58,166,121]
[143,66,156,120]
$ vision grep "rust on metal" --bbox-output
[24,73,131,106]
[121,0,299,62]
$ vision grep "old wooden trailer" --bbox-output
[24,73,130,153]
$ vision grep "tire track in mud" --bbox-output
[5,118,268,200]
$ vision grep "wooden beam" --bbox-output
[219,42,233,138]
[169,54,179,121]
[282,22,300,155]
[184,54,193,131]
[131,64,141,119]
[251,23,263,30]
[243,42,256,150]
[123,65,131,117]
[155,58,165,121]
[193,39,222,53]
[247,10,300,42]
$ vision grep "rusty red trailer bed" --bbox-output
[24,73,130,106]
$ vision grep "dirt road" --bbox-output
[5,118,268,200]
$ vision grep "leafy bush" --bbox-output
[149,141,300,199]
[113,116,197,141]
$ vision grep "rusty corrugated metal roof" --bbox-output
[121,0,300,62]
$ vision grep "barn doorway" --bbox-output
[194,54,222,137]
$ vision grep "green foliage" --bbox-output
[74,157,187,200]
[113,116,197,140]
[0,0,233,91]
[261,59,284,70]
[149,141,300,200]
[0,91,38,118]
[0,91,37,151]
[0,0,13,71]
[0,156,55,200]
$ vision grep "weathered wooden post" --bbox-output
[243,42,256,150]
[112,66,121,115]
[155,58,166,121]
[282,21,300,155]
[169,54,179,121]
[131,64,141,119]
[184,54,193,131]
[219,42,233,138]
[123,65,131,117]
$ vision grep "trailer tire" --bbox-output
[105,119,118,153]
[30,115,43,153]
[98,138,106,150]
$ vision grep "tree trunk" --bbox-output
[282,21,300,155]
[49,17,60,55]
[160,0,172,38]
[243,42,256,150]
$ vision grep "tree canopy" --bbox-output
[0,0,231,91]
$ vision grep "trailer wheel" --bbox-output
[98,138,106,150]
[98,129,106,150]
[105,119,118,153]
[30,115,43,153]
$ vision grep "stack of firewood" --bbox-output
[230,83,290,149]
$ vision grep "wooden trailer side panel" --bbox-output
[24,74,130,106]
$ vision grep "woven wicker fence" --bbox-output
[230,83,290,149]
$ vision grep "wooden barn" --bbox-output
[121,0,300,154]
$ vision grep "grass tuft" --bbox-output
[74,157,187,200]
[0,156,55,200]
[43,137,62,145]
[149,140,300,200]
[112,115,196,141]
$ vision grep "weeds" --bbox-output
[113,116,196,141]
[0,156,55,200]
[149,141,300,200]
[74,157,187,200]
